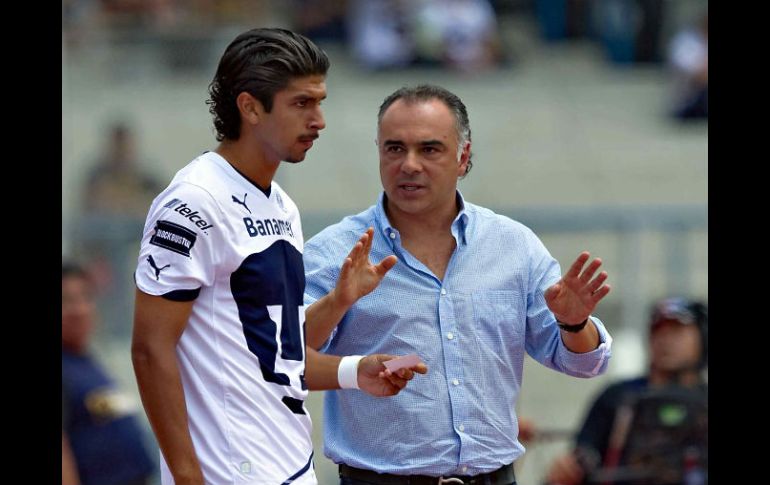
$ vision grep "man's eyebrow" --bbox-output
[290,93,327,101]
[383,140,446,146]
[420,140,445,147]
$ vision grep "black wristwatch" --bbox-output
[557,318,589,333]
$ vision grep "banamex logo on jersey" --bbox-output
[242,217,295,238]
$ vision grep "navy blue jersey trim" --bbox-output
[161,288,201,301]
[281,451,314,485]
[230,164,272,198]
[134,272,201,301]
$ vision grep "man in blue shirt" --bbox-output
[303,84,614,484]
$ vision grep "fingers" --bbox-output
[363,227,374,258]
[586,271,608,293]
[393,363,428,378]
[375,255,398,276]
[578,257,602,283]
[585,267,610,303]
[567,254,611,301]
[338,256,353,281]
[346,228,374,264]
[565,251,591,279]
[378,369,407,387]
[353,228,373,264]
[376,354,428,379]
[397,368,414,380]
[386,373,408,389]
[592,284,611,302]
[343,228,398,280]
[343,240,364,268]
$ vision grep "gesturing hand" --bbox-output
[333,227,397,308]
[544,251,611,325]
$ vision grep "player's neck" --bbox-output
[216,140,279,190]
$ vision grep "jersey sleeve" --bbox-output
[135,182,225,301]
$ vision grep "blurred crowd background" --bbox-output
[61,1,707,483]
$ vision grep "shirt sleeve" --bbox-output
[135,182,224,301]
[303,235,343,351]
[523,229,613,378]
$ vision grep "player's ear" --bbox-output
[236,92,263,126]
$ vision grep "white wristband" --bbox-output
[338,355,364,390]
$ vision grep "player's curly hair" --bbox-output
[207,28,330,141]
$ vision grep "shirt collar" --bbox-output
[374,191,470,246]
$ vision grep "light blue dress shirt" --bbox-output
[303,192,612,476]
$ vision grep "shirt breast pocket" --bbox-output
[471,290,526,350]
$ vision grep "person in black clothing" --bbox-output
[545,297,707,485]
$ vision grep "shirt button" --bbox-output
[452,379,459,386]
[459,424,465,432]
[441,288,447,295]
[389,232,396,239]
[447,332,454,340]
[462,465,468,473]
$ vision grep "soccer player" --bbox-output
[131,28,426,485]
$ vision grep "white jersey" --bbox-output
[135,151,316,485]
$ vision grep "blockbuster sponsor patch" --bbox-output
[150,220,197,257]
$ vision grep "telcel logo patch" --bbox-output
[163,198,214,231]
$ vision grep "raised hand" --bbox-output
[544,251,611,325]
[333,227,398,308]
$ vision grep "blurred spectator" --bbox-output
[63,0,100,49]
[292,0,349,43]
[347,0,504,71]
[591,0,665,64]
[100,0,179,29]
[667,13,707,120]
[79,121,163,317]
[348,0,415,69]
[62,261,155,485]
[633,0,664,63]
[82,121,163,218]
[535,0,592,41]
[413,0,503,71]
[545,297,708,485]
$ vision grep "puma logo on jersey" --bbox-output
[232,193,251,214]
[147,255,171,280]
